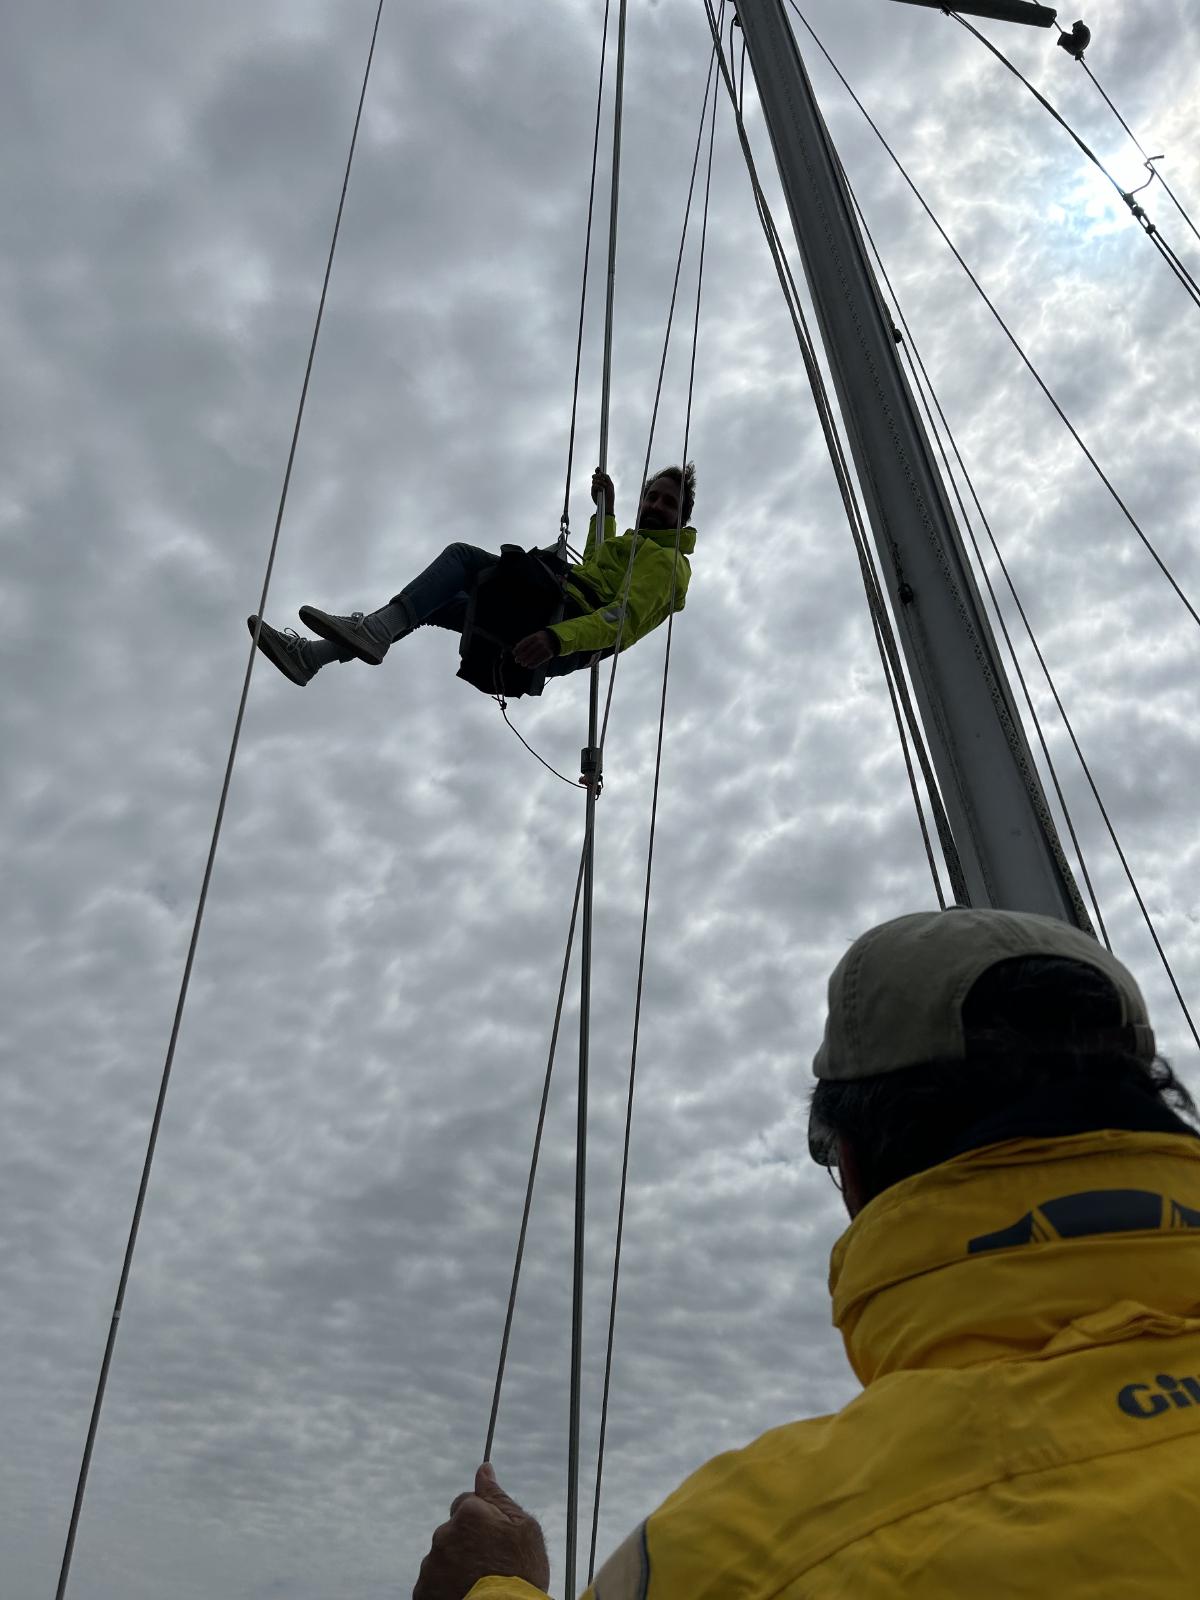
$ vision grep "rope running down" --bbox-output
[565,0,632,1588]
[53,5,390,1597]
[587,36,722,1583]
[561,0,615,545]
[489,21,732,1472]
[594,20,726,764]
[485,3,730,1551]
[497,3,724,787]
[484,829,592,1462]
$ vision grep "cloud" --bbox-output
[4,1,1200,1596]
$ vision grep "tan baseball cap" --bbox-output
[813,907,1155,1087]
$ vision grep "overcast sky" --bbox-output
[4,1,1200,1596]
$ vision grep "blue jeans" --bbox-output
[393,542,594,678]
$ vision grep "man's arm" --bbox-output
[549,541,689,659]
[591,468,616,526]
[512,469,618,667]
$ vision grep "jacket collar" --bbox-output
[589,513,697,555]
[830,1131,1200,1385]
[627,523,697,554]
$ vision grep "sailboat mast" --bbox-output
[736,0,1089,926]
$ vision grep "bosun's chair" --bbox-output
[456,545,570,699]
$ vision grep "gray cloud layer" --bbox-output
[4,1,1199,1596]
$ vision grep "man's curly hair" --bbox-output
[651,462,697,524]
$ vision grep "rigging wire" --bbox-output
[587,45,720,1584]
[498,0,617,782]
[784,2,1200,1048]
[595,25,726,765]
[783,0,1200,647]
[566,0,631,1587]
[1073,55,1200,251]
[484,12,727,1484]
[946,11,1200,315]
[727,146,959,907]
[484,830,592,1463]
[53,5,389,1597]
[702,0,961,909]
[841,170,1111,947]
[500,20,726,789]
[560,0,615,547]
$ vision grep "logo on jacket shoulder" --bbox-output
[1117,1373,1200,1419]
[968,1189,1200,1255]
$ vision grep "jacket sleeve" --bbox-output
[550,538,690,659]
[579,512,603,564]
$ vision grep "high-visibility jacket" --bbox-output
[471,1130,1200,1600]
[549,514,695,659]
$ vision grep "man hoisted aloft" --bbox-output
[248,464,697,692]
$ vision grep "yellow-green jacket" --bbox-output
[471,1130,1200,1600]
[549,514,695,660]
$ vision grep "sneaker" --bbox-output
[247,615,316,687]
[298,606,389,666]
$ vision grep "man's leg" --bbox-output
[250,546,498,687]
[388,544,498,632]
[297,544,499,666]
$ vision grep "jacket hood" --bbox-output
[830,1130,1200,1386]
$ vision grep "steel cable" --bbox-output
[587,44,721,1584]
[947,11,1200,314]
[702,0,962,908]
[596,24,726,762]
[561,0,615,544]
[53,5,389,1595]
[786,0,1200,1049]
[484,829,592,1463]
[484,12,727,1503]
[784,0,1200,644]
[841,169,1111,947]
[1076,57,1200,251]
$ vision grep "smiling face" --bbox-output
[638,474,682,531]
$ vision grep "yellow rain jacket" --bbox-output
[549,513,695,660]
[472,1130,1200,1600]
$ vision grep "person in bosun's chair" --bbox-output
[248,464,696,691]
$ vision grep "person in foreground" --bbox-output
[413,906,1200,1599]
[247,466,696,688]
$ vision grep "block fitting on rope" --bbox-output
[1122,194,1156,235]
[1057,20,1091,59]
[579,745,603,794]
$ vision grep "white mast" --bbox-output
[735,0,1091,926]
